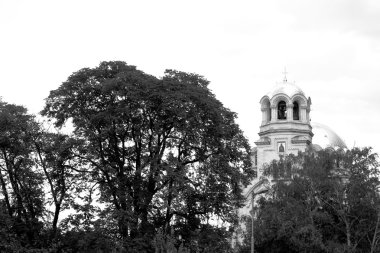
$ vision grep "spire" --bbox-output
[282,67,288,82]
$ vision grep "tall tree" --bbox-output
[42,61,253,251]
[0,102,45,248]
[34,132,85,240]
[250,148,380,253]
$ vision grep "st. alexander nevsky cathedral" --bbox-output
[235,74,347,235]
[252,74,346,180]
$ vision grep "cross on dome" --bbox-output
[282,67,288,82]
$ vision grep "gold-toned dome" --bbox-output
[311,122,347,150]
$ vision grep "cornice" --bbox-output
[254,140,271,146]
[259,128,314,137]
[291,139,311,145]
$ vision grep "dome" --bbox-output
[311,122,347,150]
[266,81,305,99]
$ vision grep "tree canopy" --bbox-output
[2,60,379,253]
[40,61,254,252]
[242,148,380,253]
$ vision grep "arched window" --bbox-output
[293,102,299,120]
[277,101,287,120]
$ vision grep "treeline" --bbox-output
[0,62,254,252]
[1,61,379,253]
[238,148,380,253]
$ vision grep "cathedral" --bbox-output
[238,74,347,220]
[252,74,346,181]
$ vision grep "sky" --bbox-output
[0,0,380,153]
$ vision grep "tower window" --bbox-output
[277,101,287,120]
[293,102,299,120]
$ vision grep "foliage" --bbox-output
[0,102,46,249]
[34,131,85,240]
[5,60,380,253]
[248,148,380,253]
[40,61,253,252]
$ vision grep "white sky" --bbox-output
[1,0,380,153]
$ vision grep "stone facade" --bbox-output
[255,79,312,178]
[233,77,348,248]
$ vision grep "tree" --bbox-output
[34,131,85,240]
[250,148,380,253]
[0,101,90,251]
[42,61,253,251]
[0,102,45,249]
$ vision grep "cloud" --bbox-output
[277,0,380,38]
[0,0,379,154]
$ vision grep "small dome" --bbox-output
[311,122,347,149]
[266,81,305,99]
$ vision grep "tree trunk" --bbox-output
[52,203,61,239]
[0,171,12,217]
[165,178,174,235]
[370,212,380,253]
[345,219,352,251]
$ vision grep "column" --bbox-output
[261,107,267,125]
[270,105,277,122]
[300,105,307,122]
[287,104,293,121]
[306,107,311,122]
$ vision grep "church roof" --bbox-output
[311,122,347,150]
[266,81,305,99]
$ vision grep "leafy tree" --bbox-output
[42,61,253,251]
[250,148,380,253]
[0,102,45,249]
[0,101,88,251]
[34,131,85,240]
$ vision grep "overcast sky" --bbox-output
[1,0,379,153]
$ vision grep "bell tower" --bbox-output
[254,76,313,178]
[233,74,314,247]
